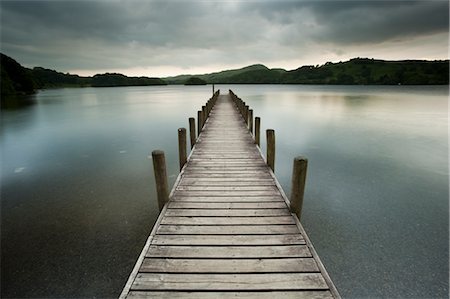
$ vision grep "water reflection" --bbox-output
[1,85,448,298]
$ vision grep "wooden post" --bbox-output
[197,110,203,135]
[189,117,196,149]
[245,105,249,124]
[290,156,308,219]
[248,109,253,133]
[266,129,275,172]
[178,128,187,171]
[212,84,215,95]
[151,150,169,211]
[255,117,260,146]
[202,106,207,125]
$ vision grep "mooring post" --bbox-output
[255,117,261,146]
[178,128,187,171]
[202,105,207,125]
[290,156,308,219]
[197,110,203,136]
[248,109,253,133]
[189,117,196,149]
[266,129,275,172]
[151,150,169,211]
[245,105,249,124]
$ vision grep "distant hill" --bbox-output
[2,53,448,104]
[164,59,448,85]
[0,53,167,97]
[184,77,207,85]
[91,73,166,87]
[1,53,35,95]
[0,53,169,108]
[283,58,449,85]
[164,64,280,84]
[32,67,91,88]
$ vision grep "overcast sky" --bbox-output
[1,0,448,77]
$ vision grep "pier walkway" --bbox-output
[120,92,339,298]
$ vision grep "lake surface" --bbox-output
[1,85,448,298]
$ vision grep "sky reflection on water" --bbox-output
[1,85,448,298]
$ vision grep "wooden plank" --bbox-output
[145,245,312,258]
[140,258,319,273]
[164,208,290,217]
[179,173,273,178]
[128,291,333,299]
[156,224,299,235]
[167,202,287,209]
[151,234,304,245]
[174,191,281,197]
[180,178,275,183]
[161,216,295,225]
[176,186,278,191]
[170,196,284,202]
[188,160,264,164]
[131,273,329,290]
[182,170,270,173]
[185,167,268,171]
[186,164,266,168]
[190,154,261,158]
[178,180,276,187]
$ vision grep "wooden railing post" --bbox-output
[290,156,308,219]
[266,129,275,172]
[202,105,207,125]
[248,109,253,133]
[255,117,260,146]
[178,128,187,170]
[189,117,196,149]
[197,110,203,136]
[245,105,249,124]
[151,150,169,211]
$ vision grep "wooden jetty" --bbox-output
[120,90,340,298]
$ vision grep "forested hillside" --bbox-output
[164,58,449,85]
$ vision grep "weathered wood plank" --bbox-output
[189,157,261,160]
[167,201,287,209]
[151,234,304,245]
[131,273,329,290]
[189,155,260,159]
[178,180,276,187]
[185,167,269,171]
[182,169,269,173]
[174,191,281,197]
[179,173,273,178]
[180,177,275,182]
[176,186,278,191]
[156,224,299,235]
[127,291,333,299]
[145,245,313,258]
[140,258,319,273]
[164,208,290,217]
[161,216,295,225]
[170,196,284,202]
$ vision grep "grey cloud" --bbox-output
[0,0,448,75]
[306,1,449,44]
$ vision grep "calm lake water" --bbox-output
[1,85,448,298]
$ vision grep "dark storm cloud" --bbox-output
[0,0,448,75]
[305,1,449,44]
[246,1,448,44]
